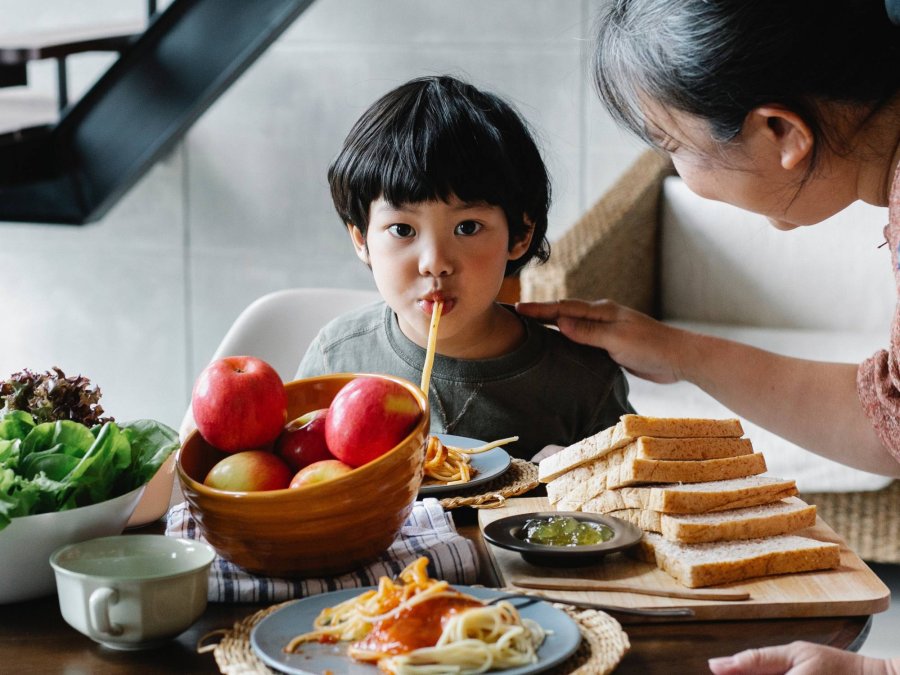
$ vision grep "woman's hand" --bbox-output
[708,641,900,675]
[518,298,900,476]
[516,299,690,384]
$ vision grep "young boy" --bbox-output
[297,75,634,461]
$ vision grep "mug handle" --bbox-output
[89,587,124,637]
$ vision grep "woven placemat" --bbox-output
[199,596,630,675]
[438,458,540,510]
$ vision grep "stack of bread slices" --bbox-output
[539,415,841,588]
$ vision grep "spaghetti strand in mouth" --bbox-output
[416,299,520,486]
[420,300,443,394]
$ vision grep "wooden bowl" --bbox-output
[176,373,428,578]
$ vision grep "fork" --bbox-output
[488,592,695,618]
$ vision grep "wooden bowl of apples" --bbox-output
[176,372,428,578]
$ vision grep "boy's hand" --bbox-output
[531,444,563,463]
[516,299,690,384]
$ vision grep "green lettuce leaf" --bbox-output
[0,467,52,529]
[0,439,18,466]
[118,420,180,490]
[0,411,178,531]
[64,422,132,506]
[0,410,34,441]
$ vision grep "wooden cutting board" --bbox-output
[478,497,890,623]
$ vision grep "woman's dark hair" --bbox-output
[593,0,900,166]
[328,75,550,276]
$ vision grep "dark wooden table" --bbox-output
[1,508,871,675]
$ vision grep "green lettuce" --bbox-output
[0,409,178,530]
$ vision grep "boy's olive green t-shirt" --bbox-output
[296,302,634,461]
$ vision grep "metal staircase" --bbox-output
[0,0,315,225]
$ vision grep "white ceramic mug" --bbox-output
[50,534,215,650]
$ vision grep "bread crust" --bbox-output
[608,497,817,544]
[538,415,745,482]
[545,442,765,507]
[638,532,841,588]
[581,477,798,514]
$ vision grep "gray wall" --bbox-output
[0,0,643,428]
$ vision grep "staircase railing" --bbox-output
[0,0,315,225]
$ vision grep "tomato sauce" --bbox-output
[352,594,483,657]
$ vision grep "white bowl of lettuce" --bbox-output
[0,411,179,604]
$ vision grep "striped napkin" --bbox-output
[165,498,480,603]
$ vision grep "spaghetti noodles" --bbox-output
[379,600,546,674]
[284,557,440,651]
[284,557,545,674]
[423,435,519,485]
[416,300,519,486]
[420,300,443,393]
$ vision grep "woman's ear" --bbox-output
[347,224,370,265]
[746,106,814,171]
[508,216,535,261]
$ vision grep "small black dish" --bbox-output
[482,511,642,567]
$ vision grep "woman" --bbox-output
[517,1,900,672]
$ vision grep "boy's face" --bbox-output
[349,194,531,353]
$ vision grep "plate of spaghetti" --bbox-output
[250,557,580,675]
[419,433,513,495]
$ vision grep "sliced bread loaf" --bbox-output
[581,476,798,514]
[539,422,629,483]
[609,497,816,544]
[636,532,841,588]
[538,414,745,482]
[604,449,767,489]
[617,414,744,439]
[555,497,585,512]
[546,438,762,507]
[625,436,753,460]
[546,458,607,506]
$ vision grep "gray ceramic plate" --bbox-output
[418,433,512,496]
[251,585,581,675]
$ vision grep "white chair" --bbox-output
[178,287,381,440]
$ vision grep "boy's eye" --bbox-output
[387,223,415,238]
[455,220,482,236]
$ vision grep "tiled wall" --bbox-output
[0,0,644,428]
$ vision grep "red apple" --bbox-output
[325,377,422,468]
[289,458,353,488]
[203,450,293,491]
[191,356,287,453]
[275,408,335,472]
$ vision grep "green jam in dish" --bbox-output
[521,516,614,547]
